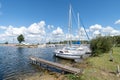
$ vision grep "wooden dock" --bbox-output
[29,56,83,74]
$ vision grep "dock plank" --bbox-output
[29,56,83,74]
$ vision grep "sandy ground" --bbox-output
[18,71,68,80]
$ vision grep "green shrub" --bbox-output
[66,74,84,80]
[116,44,120,47]
[90,36,112,56]
[4,41,8,44]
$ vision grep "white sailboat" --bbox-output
[54,45,86,59]
[54,5,87,60]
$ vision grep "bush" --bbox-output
[90,36,112,56]
[4,41,8,44]
[112,35,120,47]
[66,74,84,80]
[116,44,120,47]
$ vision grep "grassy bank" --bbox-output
[67,47,120,80]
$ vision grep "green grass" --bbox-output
[67,47,120,80]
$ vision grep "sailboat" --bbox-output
[54,5,87,60]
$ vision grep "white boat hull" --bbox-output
[55,53,81,59]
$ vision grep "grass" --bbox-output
[67,47,120,80]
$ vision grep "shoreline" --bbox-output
[0,43,38,48]
[0,43,16,46]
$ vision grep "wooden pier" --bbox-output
[29,56,83,74]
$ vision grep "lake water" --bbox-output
[0,46,70,80]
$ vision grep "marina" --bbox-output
[0,0,120,80]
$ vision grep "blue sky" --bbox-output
[0,0,120,43]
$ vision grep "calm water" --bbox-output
[0,46,69,80]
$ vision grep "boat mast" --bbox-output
[77,13,81,44]
[68,4,72,47]
[78,13,83,44]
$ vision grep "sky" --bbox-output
[0,0,120,43]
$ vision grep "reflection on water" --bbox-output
[0,46,70,80]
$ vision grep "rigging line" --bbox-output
[71,6,90,41]
[70,4,90,41]
[68,4,72,46]
[79,17,90,41]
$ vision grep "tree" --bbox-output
[17,34,25,43]
[4,41,8,44]
[90,36,112,56]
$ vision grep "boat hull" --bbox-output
[55,53,81,60]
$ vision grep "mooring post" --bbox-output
[39,62,41,66]
[36,61,37,64]
[46,65,48,70]
[62,70,65,74]
[109,48,113,62]
[116,65,120,77]
[80,55,83,59]
[32,60,34,64]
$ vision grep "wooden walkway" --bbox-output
[29,56,83,74]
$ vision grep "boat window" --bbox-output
[59,51,63,53]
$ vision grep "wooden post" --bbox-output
[39,63,41,66]
[62,70,65,74]
[35,61,36,64]
[116,65,120,77]
[80,55,83,59]
[109,48,113,62]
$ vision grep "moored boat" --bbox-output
[54,49,82,59]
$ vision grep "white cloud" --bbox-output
[101,26,120,36]
[89,24,102,37]
[0,34,7,37]
[93,30,101,35]
[5,25,27,36]
[26,34,44,43]
[0,26,7,30]
[66,34,74,40]
[102,26,114,33]
[0,21,64,43]
[52,27,64,35]
[115,19,120,24]
[89,24,119,37]
[0,33,8,42]
[90,24,102,31]
[47,25,54,29]
[111,30,120,36]
[0,20,120,43]
[50,27,65,42]
[0,21,46,43]
[28,21,46,35]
